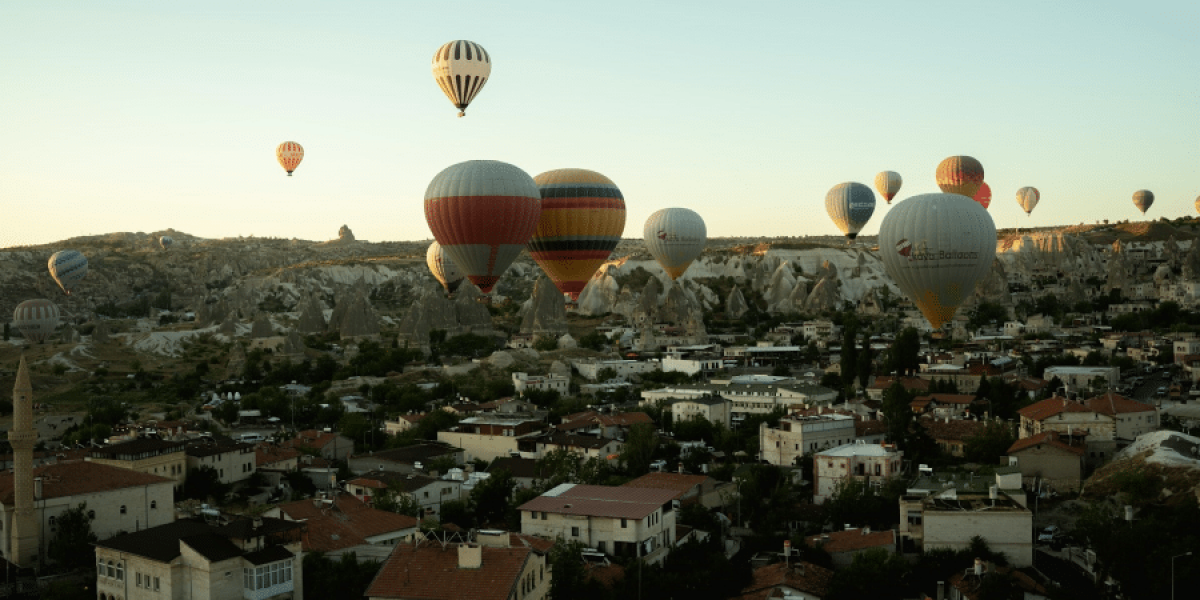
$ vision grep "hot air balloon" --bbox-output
[1016,187,1040,216]
[527,169,627,301]
[276,141,304,176]
[1195,195,1200,216]
[13,299,60,343]
[935,156,985,199]
[1133,190,1154,215]
[432,40,491,117]
[874,171,902,204]
[825,182,877,243]
[159,236,174,250]
[879,193,997,329]
[426,241,465,294]
[424,160,542,293]
[644,208,706,280]
[47,250,88,295]
[972,182,992,210]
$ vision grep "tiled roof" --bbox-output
[276,494,417,553]
[181,532,244,562]
[1007,431,1086,456]
[1017,396,1092,421]
[620,472,710,498]
[488,457,547,480]
[285,429,342,450]
[0,461,172,506]
[98,519,221,562]
[1084,392,1155,416]
[804,528,895,554]
[509,533,555,554]
[869,376,930,392]
[353,443,460,465]
[243,545,295,566]
[732,561,833,600]
[86,438,185,459]
[256,445,301,467]
[351,471,441,494]
[517,484,678,520]
[539,433,620,451]
[855,420,887,437]
[559,411,653,430]
[914,394,976,405]
[186,439,254,458]
[365,542,532,600]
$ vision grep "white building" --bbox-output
[662,355,725,377]
[1043,365,1120,392]
[813,441,903,504]
[512,372,570,394]
[573,359,661,381]
[761,413,857,467]
[185,440,257,486]
[518,484,678,563]
[642,381,837,426]
[670,396,732,428]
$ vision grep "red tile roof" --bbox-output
[805,528,896,554]
[275,494,417,553]
[1007,431,1086,456]
[620,472,711,499]
[0,461,172,506]
[869,376,931,392]
[855,420,887,437]
[732,561,833,600]
[256,445,301,467]
[365,542,533,600]
[1083,392,1156,416]
[1017,396,1092,421]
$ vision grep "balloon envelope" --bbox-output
[432,40,491,116]
[48,250,88,295]
[825,182,876,241]
[874,171,902,204]
[424,160,542,293]
[644,208,706,280]
[972,182,992,210]
[527,168,626,300]
[935,156,985,199]
[1016,187,1040,216]
[277,142,304,176]
[159,236,174,250]
[426,241,465,294]
[1195,195,1200,216]
[1132,190,1154,214]
[13,299,60,343]
[879,193,997,329]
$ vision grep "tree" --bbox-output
[886,328,921,376]
[578,330,608,351]
[533,336,559,351]
[963,422,1016,465]
[968,300,1009,332]
[182,465,231,502]
[470,468,517,529]
[48,503,98,571]
[621,423,660,476]
[856,332,873,389]
[840,315,859,387]
[302,552,382,600]
[828,547,912,600]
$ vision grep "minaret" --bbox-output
[8,356,39,567]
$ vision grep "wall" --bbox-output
[1013,446,1083,491]
[923,510,1033,567]
[187,447,257,485]
[437,431,521,462]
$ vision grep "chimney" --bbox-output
[458,543,482,569]
[974,558,984,576]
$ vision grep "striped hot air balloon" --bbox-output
[972,182,992,210]
[527,169,627,300]
[935,155,985,199]
[432,40,491,117]
[277,141,304,176]
[13,299,61,343]
[874,171,902,204]
[47,250,88,295]
[1194,195,1200,216]
[825,182,876,243]
[644,208,706,280]
[1016,187,1040,216]
[424,160,542,293]
[426,241,465,294]
[1133,190,1154,215]
[879,193,997,329]
[159,235,174,250]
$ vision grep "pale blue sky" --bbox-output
[2,1,1197,247]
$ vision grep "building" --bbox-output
[86,438,187,490]
[813,441,903,504]
[662,353,725,377]
[95,516,305,600]
[641,381,837,426]
[1006,431,1086,492]
[281,429,355,461]
[383,413,425,435]
[347,442,464,475]
[572,359,660,381]
[760,412,857,467]
[909,394,977,418]
[1042,365,1120,393]
[365,531,550,600]
[805,527,896,568]
[267,493,418,561]
[732,561,833,600]
[670,396,732,428]
[556,410,653,439]
[512,372,569,394]
[535,433,623,463]
[518,484,678,563]
[1017,393,1159,463]
[185,439,257,486]
[438,416,546,462]
[620,472,726,509]
[918,418,987,458]
[256,445,301,472]
[346,471,462,519]
[903,491,1033,567]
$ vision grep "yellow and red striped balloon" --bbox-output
[972,181,992,210]
[936,155,985,199]
[527,169,626,300]
[276,141,304,176]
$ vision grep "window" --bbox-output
[108,561,114,578]
[120,505,127,514]
[88,510,96,519]
[48,516,56,528]
[98,558,105,576]
[137,573,142,587]
[154,576,160,590]
[621,518,627,528]
[597,541,606,552]
[151,500,157,509]
[571,527,579,537]
[116,563,123,581]
[541,512,547,520]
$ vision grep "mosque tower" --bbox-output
[8,356,39,566]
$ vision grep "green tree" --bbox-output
[548,539,608,600]
[621,422,660,476]
[856,332,873,389]
[578,330,609,352]
[963,421,1016,464]
[48,503,98,570]
[885,327,921,376]
[302,552,382,600]
[828,547,912,600]
[533,336,559,351]
[470,468,517,529]
[840,315,859,387]
[182,465,231,502]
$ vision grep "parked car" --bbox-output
[1038,525,1060,543]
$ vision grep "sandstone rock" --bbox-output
[558,334,578,350]
[487,350,515,370]
[225,343,247,380]
[296,293,327,334]
[453,282,495,334]
[632,277,662,325]
[219,314,238,337]
[280,329,305,356]
[339,289,381,339]
[520,277,568,337]
[250,313,274,338]
[92,320,110,344]
[338,225,355,242]
[764,262,797,313]
[804,277,841,313]
[575,268,621,316]
[786,280,809,312]
[550,360,571,377]
[725,286,749,319]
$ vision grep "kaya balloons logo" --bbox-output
[656,230,689,242]
[894,238,981,263]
